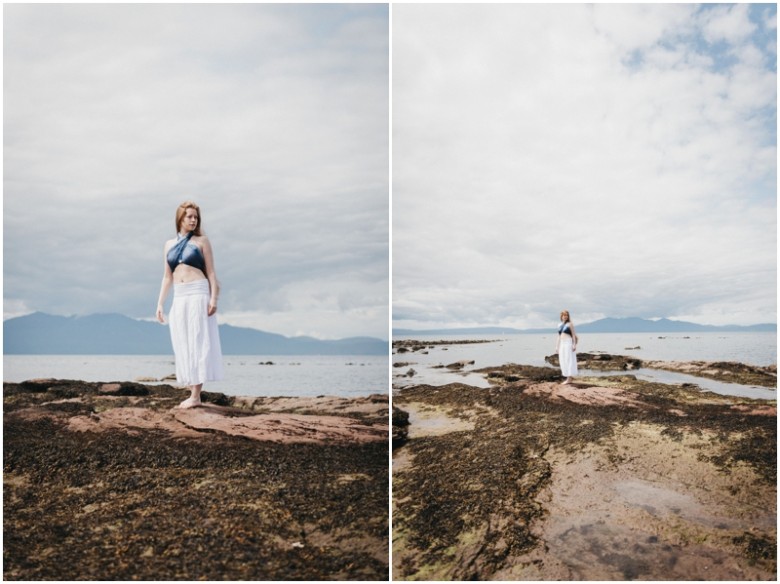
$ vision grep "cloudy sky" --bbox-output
[4,3,389,340]
[393,3,776,330]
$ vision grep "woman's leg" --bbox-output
[179,383,203,408]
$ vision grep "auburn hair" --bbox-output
[175,201,203,236]
[560,310,571,322]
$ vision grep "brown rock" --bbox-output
[446,360,476,370]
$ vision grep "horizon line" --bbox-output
[393,316,778,331]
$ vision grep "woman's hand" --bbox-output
[208,302,217,317]
[156,306,165,324]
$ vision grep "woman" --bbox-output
[156,201,224,408]
[555,310,578,384]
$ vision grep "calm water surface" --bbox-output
[4,354,389,398]
[393,332,777,400]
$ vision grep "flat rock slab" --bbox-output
[232,394,388,418]
[56,401,388,444]
[4,380,389,445]
[524,381,646,408]
[174,405,388,444]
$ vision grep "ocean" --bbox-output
[5,332,776,400]
[3,354,389,398]
[393,332,777,400]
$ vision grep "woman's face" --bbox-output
[181,208,199,233]
[561,312,569,322]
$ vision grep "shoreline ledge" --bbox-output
[544,354,777,388]
[394,337,777,388]
[392,370,776,580]
[3,379,389,581]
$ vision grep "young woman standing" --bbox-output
[555,310,578,384]
[156,201,224,408]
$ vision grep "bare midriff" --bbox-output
[173,264,207,284]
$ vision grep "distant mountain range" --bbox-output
[394,317,776,336]
[4,312,388,355]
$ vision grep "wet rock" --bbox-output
[98,383,150,397]
[477,364,561,383]
[446,360,476,370]
[392,407,410,449]
[15,379,54,393]
[393,339,497,353]
[644,360,777,388]
[732,532,777,564]
[200,391,231,407]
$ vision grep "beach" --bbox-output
[392,344,776,580]
[3,379,389,580]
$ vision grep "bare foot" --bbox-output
[561,379,571,385]
[178,396,202,409]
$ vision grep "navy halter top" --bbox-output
[167,232,206,273]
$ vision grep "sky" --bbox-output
[4,3,389,340]
[393,3,777,330]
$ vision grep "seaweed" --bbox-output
[393,372,777,580]
[3,382,389,581]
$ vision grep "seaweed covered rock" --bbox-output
[392,406,410,449]
[644,360,778,388]
[3,380,390,580]
[393,373,776,580]
[545,352,643,371]
[478,364,561,384]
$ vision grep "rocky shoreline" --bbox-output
[392,364,776,580]
[543,352,777,387]
[3,380,389,580]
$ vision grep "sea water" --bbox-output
[3,354,389,398]
[393,332,777,400]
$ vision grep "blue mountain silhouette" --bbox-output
[4,312,388,355]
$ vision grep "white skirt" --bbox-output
[559,338,578,377]
[169,279,224,386]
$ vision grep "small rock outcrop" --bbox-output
[446,360,476,370]
[392,406,410,448]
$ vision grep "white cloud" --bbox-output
[767,8,778,28]
[393,3,776,330]
[593,3,698,52]
[700,3,757,45]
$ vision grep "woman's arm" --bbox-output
[570,323,578,350]
[156,242,174,323]
[200,236,220,316]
